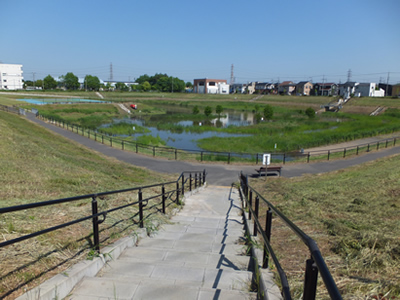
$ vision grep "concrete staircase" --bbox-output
[67,186,257,300]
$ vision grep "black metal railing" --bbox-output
[0,170,206,254]
[37,114,400,165]
[239,172,342,300]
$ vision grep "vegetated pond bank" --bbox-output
[32,100,400,154]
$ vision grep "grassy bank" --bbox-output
[250,155,400,299]
[0,111,177,299]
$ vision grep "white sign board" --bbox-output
[263,154,271,166]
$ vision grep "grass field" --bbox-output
[0,111,178,299]
[250,155,400,299]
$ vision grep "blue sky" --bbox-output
[1,0,400,84]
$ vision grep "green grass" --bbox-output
[250,155,400,299]
[0,111,178,299]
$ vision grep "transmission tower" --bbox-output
[110,63,113,81]
[230,64,234,85]
[347,69,352,82]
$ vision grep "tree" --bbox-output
[62,72,79,90]
[305,107,316,119]
[216,105,223,117]
[204,106,212,117]
[142,81,151,92]
[192,105,200,115]
[263,105,274,120]
[84,75,100,91]
[43,75,57,90]
[115,82,128,91]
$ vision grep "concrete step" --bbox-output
[68,276,257,300]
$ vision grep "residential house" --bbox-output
[245,82,256,94]
[313,82,338,96]
[0,63,24,90]
[378,83,392,97]
[354,83,385,97]
[255,82,275,94]
[278,81,295,95]
[339,82,359,99]
[295,81,313,96]
[392,84,400,97]
[230,83,247,94]
[193,79,229,94]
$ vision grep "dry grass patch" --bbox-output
[0,111,178,299]
[250,155,400,299]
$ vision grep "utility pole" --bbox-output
[386,72,390,97]
[32,72,36,89]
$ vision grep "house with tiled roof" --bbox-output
[278,81,296,95]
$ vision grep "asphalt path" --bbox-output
[25,112,400,186]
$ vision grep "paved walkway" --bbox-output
[66,186,257,300]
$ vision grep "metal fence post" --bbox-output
[228,152,231,164]
[203,169,206,184]
[175,149,177,160]
[110,138,113,147]
[327,150,330,161]
[91,196,100,253]
[195,173,198,188]
[181,174,185,196]
[303,258,318,300]
[176,181,180,203]
[253,196,259,236]
[153,147,155,157]
[189,173,192,191]
[263,208,272,268]
[138,189,144,228]
[377,142,380,150]
[343,148,346,158]
[249,190,253,220]
[122,140,124,150]
[162,185,166,214]
[356,146,359,155]
[307,152,310,163]
[283,153,286,164]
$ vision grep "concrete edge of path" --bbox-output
[16,228,147,300]
[16,186,206,300]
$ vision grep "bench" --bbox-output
[255,166,282,177]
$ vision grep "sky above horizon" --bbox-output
[1,0,400,85]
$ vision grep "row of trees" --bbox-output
[24,72,191,92]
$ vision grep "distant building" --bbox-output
[296,81,313,96]
[392,84,400,97]
[339,82,384,98]
[378,83,392,97]
[0,63,24,90]
[193,79,229,94]
[278,81,296,95]
[255,82,276,94]
[230,83,247,94]
[313,82,338,96]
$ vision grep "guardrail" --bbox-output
[239,172,342,300]
[37,114,400,165]
[0,104,25,115]
[0,170,205,298]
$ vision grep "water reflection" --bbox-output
[104,111,254,151]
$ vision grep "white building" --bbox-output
[354,83,385,97]
[193,78,229,94]
[0,63,24,90]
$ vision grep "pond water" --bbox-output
[105,117,251,151]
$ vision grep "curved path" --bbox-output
[26,113,400,186]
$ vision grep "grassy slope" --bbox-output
[0,111,177,299]
[250,155,400,299]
